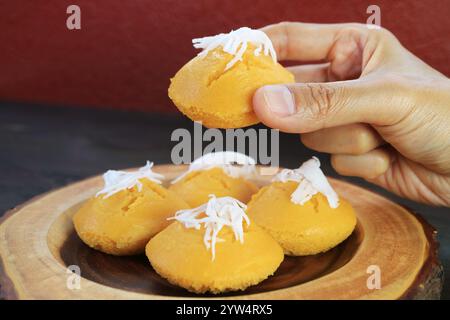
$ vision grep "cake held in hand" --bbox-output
[73,162,189,256]
[146,195,284,294]
[169,151,259,207]
[247,157,357,256]
[168,27,295,128]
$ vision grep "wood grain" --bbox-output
[0,165,443,299]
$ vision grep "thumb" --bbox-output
[252,79,410,133]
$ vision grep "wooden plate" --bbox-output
[0,165,443,299]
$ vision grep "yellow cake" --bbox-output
[169,167,258,207]
[169,151,259,207]
[247,158,357,256]
[73,162,189,256]
[146,196,284,293]
[168,27,294,128]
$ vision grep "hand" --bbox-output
[253,22,450,206]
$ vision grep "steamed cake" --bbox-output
[169,167,258,207]
[168,27,295,128]
[247,181,357,256]
[146,219,283,293]
[73,178,189,255]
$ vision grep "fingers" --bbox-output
[261,22,369,62]
[286,63,331,82]
[367,155,450,206]
[252,79,412,133]
[301,124,384,155]
[331,147,392,179]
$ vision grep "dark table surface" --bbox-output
[1,102,449,299]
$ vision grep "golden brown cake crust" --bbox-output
[168,46,294,129]
[247,181,357,256]
[73,179,189,256]
[169,167,259,207]
[146,221,284,294]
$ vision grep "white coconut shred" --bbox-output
[274,157,340,209]
[96,161,164,199]
[171,151,256,184]
[169,195,250,261]
[192,27,277,70]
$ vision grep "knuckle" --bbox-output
[352,129,374,154]
[301,84,342,123]
[275,21,297,59]
[335,24,369,42]
[370,158,389,178]
[369,26,399,44]
[377,26,396,39]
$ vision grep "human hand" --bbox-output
[253,22,450,206]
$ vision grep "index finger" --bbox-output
[261,22,370,62]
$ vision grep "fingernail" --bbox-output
[262,85,296,117]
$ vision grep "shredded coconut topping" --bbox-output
[171,151,256,184]
[192,27,277,70]
[274,157,339,208]
[96,161,164,199]
[169,195,250,261]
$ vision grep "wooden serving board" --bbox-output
[0,165,443,300]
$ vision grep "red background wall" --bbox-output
[1,0,449,113]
